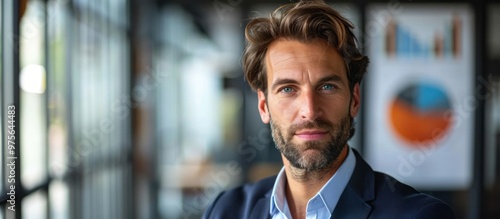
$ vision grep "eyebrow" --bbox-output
[270,75,344,91]
[271,78,298,91]
[317,75,343,85]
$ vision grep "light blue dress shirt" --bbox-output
[270,147,356,219]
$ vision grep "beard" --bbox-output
[270,114,352,172]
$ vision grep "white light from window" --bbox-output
[20,64,46,94]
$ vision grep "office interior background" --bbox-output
[0,0,499,218]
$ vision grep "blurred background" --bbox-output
[0,0,499,218]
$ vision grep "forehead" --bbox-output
[264,39,347,81]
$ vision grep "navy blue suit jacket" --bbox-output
[202,150,455,219]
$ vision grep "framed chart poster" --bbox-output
[364,4,474,189]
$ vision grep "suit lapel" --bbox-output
[331,149,375,219]
[249,190,272,219]
[331,187,371,218]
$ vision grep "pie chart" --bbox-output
[389,81,453,146]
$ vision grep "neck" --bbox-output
[283,145,349,219]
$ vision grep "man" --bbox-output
[203,0,455,218]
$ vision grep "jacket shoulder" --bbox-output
[371,172,456,219]
[202,176,275,219]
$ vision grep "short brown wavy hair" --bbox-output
[242,0,369,93]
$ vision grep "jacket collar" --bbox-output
[330,149,374,218]
[249,189,273,219]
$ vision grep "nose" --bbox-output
[299,89,322,121]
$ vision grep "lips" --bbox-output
[295,130,328,140]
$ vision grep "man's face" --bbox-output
[257,39,360,171]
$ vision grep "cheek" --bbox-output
[270,99,299,121]
[322,98,351,117]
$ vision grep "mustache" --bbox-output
[287,119,334,138]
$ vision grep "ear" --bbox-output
[257,90,270,124]
[350,83,361,118]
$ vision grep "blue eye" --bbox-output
[321,84,335,90]
[281,87,294,93]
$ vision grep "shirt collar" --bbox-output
[269,147,357,217]
[270,166,288,216]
